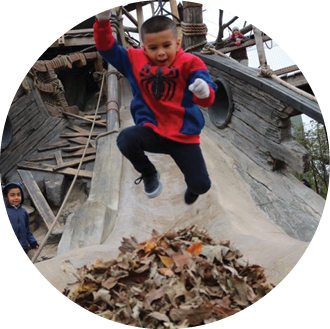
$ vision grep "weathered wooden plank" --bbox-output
[229,115,309,173]
[12,106,40,134]
[205,114,275,171]
[231,88,290,127]
[60,132,100,138]
[199,53,323,123]
[38,140,71,152]
[58,167,93,179]
[84,115,102,120]
[8,93,35,121]
[28,77,51,120]
[60,111,107,127]
[1,116,59,163]
[27,148,96,162]
[232,105,291,143]
[0,116,48,166]
[65,148,96,157]
[209,66,286,113]
[61,145,85,152]
[17,161,93,178]
[68,137,90,145]
[66,124,92,134]
[17,170,62,235]
[54,151,63,165]
[53,155,96,171]
[10,102,38,126]
[0,117,67,176]
[67,137,96,149]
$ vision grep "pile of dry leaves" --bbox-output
[63,225,274,328]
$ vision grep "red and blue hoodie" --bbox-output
[94,19,217,144]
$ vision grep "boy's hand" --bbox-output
[96,9,111,21]
[188,78,210,99]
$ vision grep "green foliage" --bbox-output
[292,119,329,199]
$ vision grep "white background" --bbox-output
[0,1,329,328]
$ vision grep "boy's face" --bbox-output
[142,29,181,67]
[6,188,22,207]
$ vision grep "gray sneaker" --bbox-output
[134,171,163,198]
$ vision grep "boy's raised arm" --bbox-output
[94,10,115,51]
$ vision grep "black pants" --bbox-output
[117,126,211,195]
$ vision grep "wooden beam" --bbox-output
[60,132,99,138]
[169,0,182,41]
[60,111,107,127]
[219,35,271,54]
[253,26,268,68]
[54,150,63,165]
[182,2,206,52]
[122,6,138,27]
[53,155,96,171]
[136,2,144,42]
[17,161,93,179]
[273,65,300,76]
[38,141,70,152]
[198,53,323,124]
[27,148,96,161]
[17,170,62,235]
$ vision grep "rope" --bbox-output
[184,40,207,53]
[107,70,123,80]
[201,45,318,104]
[32,69,107,263]
[258,65,318,103]
[181,22,208,52]
[181,22,208,36]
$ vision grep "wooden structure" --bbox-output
[200,53,315,173]
[0,1,324,264]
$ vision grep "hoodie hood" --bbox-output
[2,182,25,207]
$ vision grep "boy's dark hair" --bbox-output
[141,16,178,41]
[3,183,21,197]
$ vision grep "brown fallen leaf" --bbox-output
[158,268,175,277]
[143,286,167,309]
[186,241,203,256]
[172,252,193,272]
[145,240,157,253]
[63,224,275,328]
[169,306,212,326]
[147,311,170,323]
[159,255,174,268]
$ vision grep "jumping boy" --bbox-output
[3,182,39,254]
[94,11,217,204]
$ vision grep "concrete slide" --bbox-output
[36,116,324,291]
[36,81,325,293]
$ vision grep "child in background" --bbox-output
[94,11,217,205]
[3,182,39,254]
[226,26,249,66]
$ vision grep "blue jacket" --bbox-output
[3,183,38,253]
